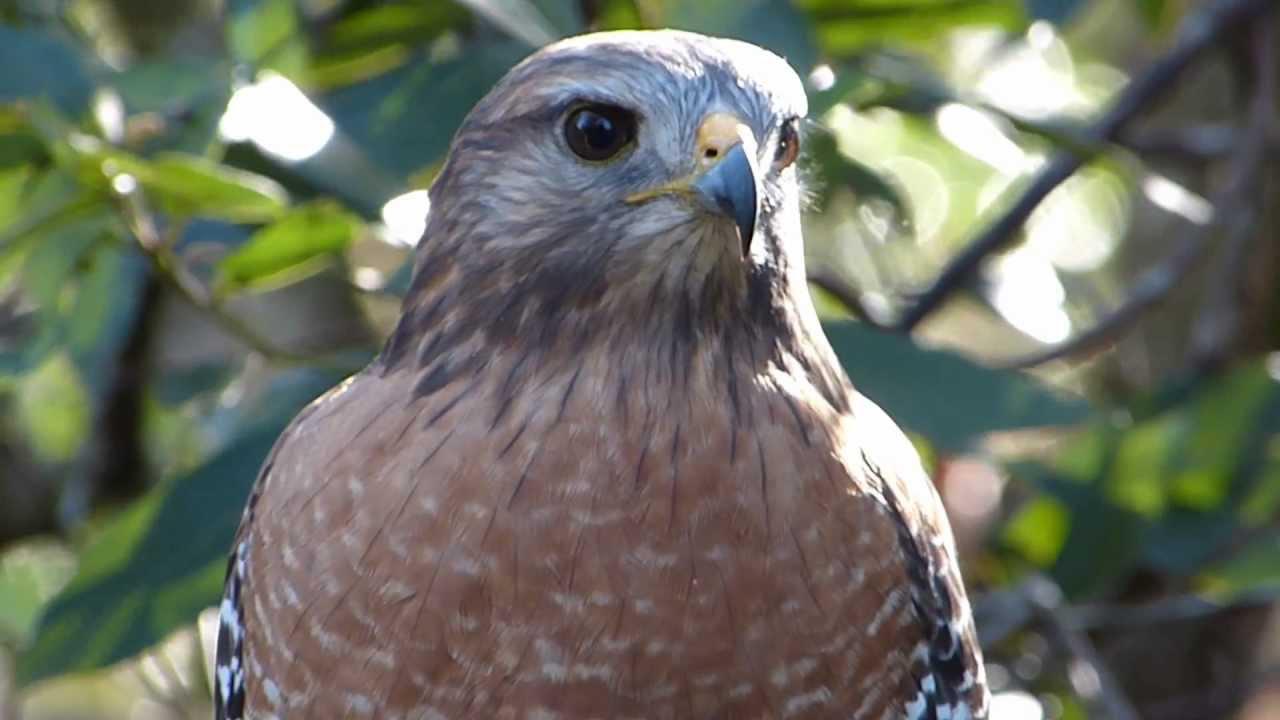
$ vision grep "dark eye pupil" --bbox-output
[566,105,636,161]
[775,119,800,168]
[578,112,616,148]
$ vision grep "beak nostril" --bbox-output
[704,147,719,159]
[689,142,757,257]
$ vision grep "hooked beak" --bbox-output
[691,142,758,257]
[625,112,760,257]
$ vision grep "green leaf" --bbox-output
[592,0,643,29]
[0,182,101,258]
[1002,496,1069,567]
[321,4,470,56]
[110,57,230,114]
[153,362,237,407]
[0,26,94,114]
[1198,531,1280,600]
[0,128,48,170]
[827,52,961,116]
[311,3,476,89]
[1107,415,1176,517]
[1167,364,1275,510]
[660,0,818,73]
[822,321,1089,451]
[1052,423,1109,482]
[0,542,77,648]
[380,258,415,298]
[18,367,349,685]
[217,201,362,292]
[26,118,287,223]
[0,166,33,252]
[1018,463,1147,598]
[1135,0,1174,30]
[1085,359,1280,521]
[798,0,1026,55]
[806,126,913,238]
[807,63,886,118]
[1142,508,1238,576]
[532,0,586,35]
[1241,437,1280,526]
[65,242,151,396]
[109,57,233,154]
[225,0,309,78]
[119,152,288,223]
[454,0,564,47]
[312,3,470,87]
[319,39,528,177]
[1,211,114,377]
[1025,0,1087,23]
[13,353,92,463]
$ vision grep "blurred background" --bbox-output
[0,0,1278,718]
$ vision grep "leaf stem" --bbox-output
[893,0,1280,332]
[110,178,352,367]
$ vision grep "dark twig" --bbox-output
[975,577,1280,718]
[975,582,1280,648]
[997,211,1247,369]
[976,579,1280,653]
[893,0,1278,332]
[1022,576,1142,720]
[110,179,330,366]
[1124,124,1280,163]
[114,189,299,363]
[1064,585,1280,632]
[1000,21,1274,370]
[1190,19,1276,368]
[1144,662,1280,720]
[997,251,1200,368]
[87,270,159,505]
[807,269,891,328]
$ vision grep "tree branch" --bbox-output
[1124,124,1280,163]
[110,181,334,366]
[998,209,1248,369]
[1023,576,1142,720]
[1145,662,1280,720]
[1064,585,1280,632]
[974,577,1280,719]
[1000,13,1274,369]
[893,0,1279,333]
[1189,17,1276,368]
[807,269,891,328]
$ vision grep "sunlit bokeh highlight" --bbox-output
[1141,173,1213,226]
[990,690,1045,720]
[218,71,336,162]
[380,189,432,248]
[808,64,836,93]
[988,248,1071,343]
[966,22,1095,121]
[351,266,385,292]
[1024,170,1130,274]
[815,17,1141,345]
[936,103,1031,177]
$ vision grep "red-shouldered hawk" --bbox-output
[214,30,988,720]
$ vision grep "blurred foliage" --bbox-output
[0,0,1278,718]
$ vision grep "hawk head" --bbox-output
[384,30,837,405]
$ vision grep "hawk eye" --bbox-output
[564,104,637,162]
[774,117,800,170]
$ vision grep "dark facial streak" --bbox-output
[862,451,979,717]
[375,37,852,435]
